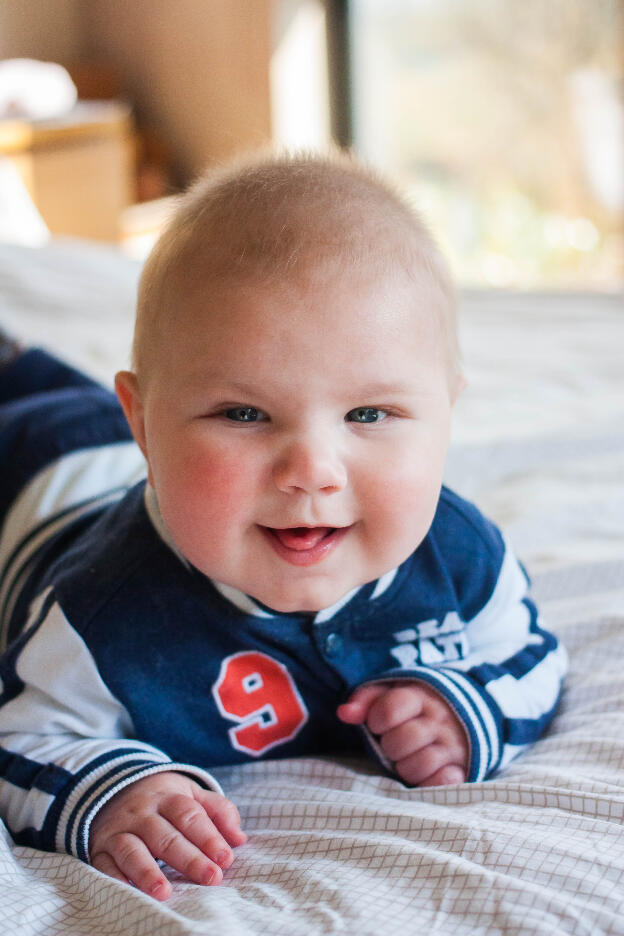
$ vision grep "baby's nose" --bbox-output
[272,434,347,494]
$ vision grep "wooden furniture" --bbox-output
[0,101,135,242]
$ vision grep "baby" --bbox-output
[0,152,567,900]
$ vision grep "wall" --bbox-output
[83,0,273,180]
[0,0,83,62]
[0,0,273,181]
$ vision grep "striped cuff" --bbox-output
[54,750,223,862]
[359,668,504,783]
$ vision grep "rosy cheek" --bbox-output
[161,443,257,523]
[365,459,440,533]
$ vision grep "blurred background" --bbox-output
[0,0,622,289]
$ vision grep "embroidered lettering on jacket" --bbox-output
[212,650,309,756]
[390,612,469,668]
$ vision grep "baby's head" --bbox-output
[132,150,461,385]
[116,151,465,612]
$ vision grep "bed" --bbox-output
[0,238,623,935]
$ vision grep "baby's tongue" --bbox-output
[273,527,332,550]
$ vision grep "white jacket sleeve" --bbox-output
[0,587,222,862]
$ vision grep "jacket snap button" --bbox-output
[324,633,342,656]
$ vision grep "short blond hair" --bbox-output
[133,149,460,379]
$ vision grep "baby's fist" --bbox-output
[337,682,469,786]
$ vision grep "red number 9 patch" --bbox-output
[212,651,309,756]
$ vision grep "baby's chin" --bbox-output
[254,593,336,615]
[248,581,358,615]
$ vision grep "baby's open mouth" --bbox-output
[259,525,349,566]
[269,526,335,551]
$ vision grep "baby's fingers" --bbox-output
[146,801,224,883]
[396,743,467,787]
[193,791,248,852]
[336,684,389,724]
[92,833,172,901]
[90,850,131,887]
[424,764,466,786]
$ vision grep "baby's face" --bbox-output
[127,266,460,613]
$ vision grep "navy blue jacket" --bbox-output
[0,350,567,863]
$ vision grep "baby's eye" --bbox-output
[224,406,268,422]
[345,407,387,424]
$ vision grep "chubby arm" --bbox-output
[0,588,245,885]
[338,542,568,785]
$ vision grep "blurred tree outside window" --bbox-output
[349,0,624,288]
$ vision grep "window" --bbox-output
[346,0,623,288]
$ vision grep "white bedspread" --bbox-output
[0,241,623,935]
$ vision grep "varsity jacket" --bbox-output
[0,469,567,864]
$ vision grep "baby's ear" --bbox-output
[115,370,148,458]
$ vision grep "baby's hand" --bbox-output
[89,771,247,900]
[337,682,469,787]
